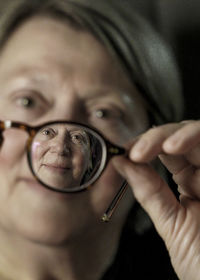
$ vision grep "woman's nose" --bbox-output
[49,136,71,156]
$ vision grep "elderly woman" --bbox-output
[0,0,199,279]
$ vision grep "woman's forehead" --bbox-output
[0,17,131,82]
[0,16,112,65]
[0,15,140,103]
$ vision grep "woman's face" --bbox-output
[32,124,92,189]
[0,16,148,244]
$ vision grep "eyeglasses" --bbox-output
[0,120,128,221]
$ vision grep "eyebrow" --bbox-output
[83,88,127,100]
[2,65,132,104]
[4,66,52,84]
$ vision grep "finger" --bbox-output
[185,145,200,167]
[178,185,195,200]
[160,152,200,199]
[158,154,200,198]
[173,165,200,199]
[129,123,183,163]
[159,154,189,174]
[163,121,200,154]
[112,156,180,239]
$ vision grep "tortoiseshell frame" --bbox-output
[0,120,128,220]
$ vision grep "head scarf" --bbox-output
[0,0,184,124]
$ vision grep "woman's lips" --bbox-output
[41,163,71,173]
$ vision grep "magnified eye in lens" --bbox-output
[29,123,106,192]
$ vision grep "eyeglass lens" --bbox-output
[29,123,106,192]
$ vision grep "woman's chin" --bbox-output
[6,195,92,246]
[18,225,73,246]
[13,213,88,246]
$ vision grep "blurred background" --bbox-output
[131,0,200,119]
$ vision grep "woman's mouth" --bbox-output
[41,163,71,173]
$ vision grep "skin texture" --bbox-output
[0,16,148,280]
[113,121,200,280]
[32,124,91,189]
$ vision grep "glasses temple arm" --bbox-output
[101,181,128,222]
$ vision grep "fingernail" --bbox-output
[130,139,147,159]
[163,137,178,151]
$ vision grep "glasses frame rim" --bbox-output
[0,119,126,193]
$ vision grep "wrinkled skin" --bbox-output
[32,124,91,189]
[113,120,200,280]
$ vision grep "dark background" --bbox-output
[131,0,200,120]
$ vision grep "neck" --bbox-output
[0,220,122,280]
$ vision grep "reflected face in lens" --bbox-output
[32,124,91,189]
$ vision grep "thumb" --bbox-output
[112,156,180,239]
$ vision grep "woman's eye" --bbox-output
[95,109,106,119]
[16,96,35,108]
[88,107,127,141]
[71,133,84,144]
[93,108,122,120]
[71,134,82,142]
[6,90,51,122]
[41,128,55,138]
[94,109,114,119]
[42,129,50,136]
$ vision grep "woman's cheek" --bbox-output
[89,161,133,216]
[0,130,27,167]
[32,141,47,160]
[31,142,50,174]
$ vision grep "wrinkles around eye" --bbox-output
[87,107,129,139]
[13,90,50,107]
[6,89,51,120]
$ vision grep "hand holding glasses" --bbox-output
[0,120,128,221]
